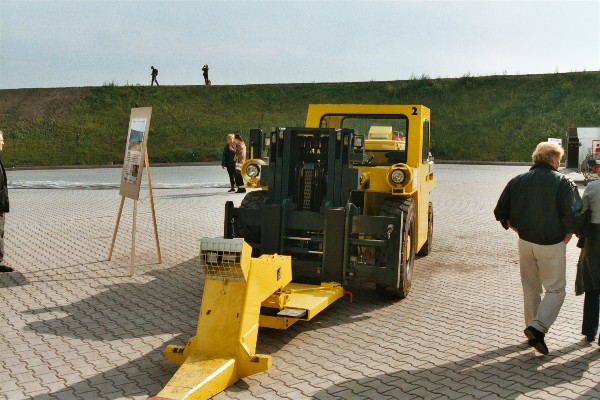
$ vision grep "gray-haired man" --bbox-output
[494,141,582,354]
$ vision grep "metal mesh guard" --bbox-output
[199,238,245,282]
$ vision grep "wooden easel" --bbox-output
[108,151,161,276]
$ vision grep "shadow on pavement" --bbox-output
[24,259,401,399]
[0,271,29,288]
[158,192,234,200]
[311,342,600,399]
[24,258,203,340]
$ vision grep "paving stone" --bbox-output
[43,389,77,400]
[381,387,420,399]
[0,389,25,399]
[2,165,600,399]
[361,388,398,399]
[308,391,343,400]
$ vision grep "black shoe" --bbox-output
[524,326,549,355]
[582,333,596,342]
[527,339,537,347]
[228,188,235,192]
[236,188,246,193]
[0,264,14,272]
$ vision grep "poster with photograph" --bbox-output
[119,107,152,200]
[122,120,146,184]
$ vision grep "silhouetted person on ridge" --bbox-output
[151,66,159,86]
[202,64,209,85]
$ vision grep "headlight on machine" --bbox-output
[246,163,260,178]
[386,164,412,190]
[241,159,266,187]
[390,169,405,184]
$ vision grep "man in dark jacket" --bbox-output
[0,131,12,272]
[494,141,582,355]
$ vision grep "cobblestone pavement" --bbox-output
[1,164,599,400]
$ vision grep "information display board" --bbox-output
[120,107,152,200]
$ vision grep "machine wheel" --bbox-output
[236,190,267,244]
[240,190,267,209]
[418,202,433,256]
[377,197,416,299]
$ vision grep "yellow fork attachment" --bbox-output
[259,282,345,329]
[151,237,346,400]
[150,238,292,400]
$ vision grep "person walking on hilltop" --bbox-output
[221,133,236,193]
[0,131,12,272]
[202,64,210,85]
[233,133,246,193]
[494,141,582,355]
[151,66,159,86]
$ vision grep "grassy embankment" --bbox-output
[0,71,599,168]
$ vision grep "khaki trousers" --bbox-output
[518,238,566,333]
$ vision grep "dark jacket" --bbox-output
[0,159,9,213]
[494,163,582,245]
[221,144,235,168]
[576,223,600,295]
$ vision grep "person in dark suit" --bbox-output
[0,130,12,272]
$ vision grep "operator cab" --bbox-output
[319,114,408,165]
[365,126,405,164]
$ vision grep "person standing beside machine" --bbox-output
[494,141,582,355]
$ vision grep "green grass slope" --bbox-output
[0,71,598,167]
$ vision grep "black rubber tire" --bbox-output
[377,197,416,299]
[418,202,433,256]
[236,190,267,243]
[240,190,267,209]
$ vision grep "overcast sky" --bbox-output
[0,0,598,89]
